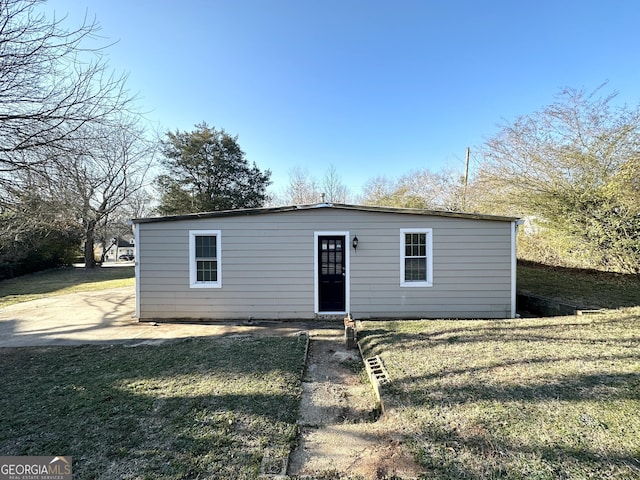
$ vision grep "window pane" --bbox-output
[405,233,428,258]
[197,260,217,282]
[405,258,426,281]
[405,234,412,256]
[195,236,216,258]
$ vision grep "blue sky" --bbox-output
[45,0,640,196]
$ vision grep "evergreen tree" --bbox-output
[156,123,271,214]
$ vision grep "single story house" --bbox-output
[131,203,521,321]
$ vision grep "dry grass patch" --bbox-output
[0,335,306,479]
[359,310,640,479]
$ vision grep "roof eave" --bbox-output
[131,203,519,224]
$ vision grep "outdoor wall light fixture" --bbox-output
[352,235,359,250]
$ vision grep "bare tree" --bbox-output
[361,175,399,206]
[321,164,349,203]
[281,165,350,205]
[3,118,154,269]
[94,188,156,262]
[61,121,153,267]
[476,85,640,273]
[0,0,134,174]
[0,1,147,275]
[362,168,463,210]
[0,167,83,277]
[283,166,320,204]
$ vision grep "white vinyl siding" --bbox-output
[189,230,221,288]
[400,228,433,287]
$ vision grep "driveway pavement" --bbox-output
[0,287,315,347]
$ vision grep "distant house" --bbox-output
[101,238,135,262]
[131,203,521,321]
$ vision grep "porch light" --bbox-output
[352,236,359,250]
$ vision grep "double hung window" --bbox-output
[400,228,432,287]
[189,230,221,288]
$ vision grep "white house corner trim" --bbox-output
[511,220,518,318]
[133,223,140,319]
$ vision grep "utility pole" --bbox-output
[462,147,470,210]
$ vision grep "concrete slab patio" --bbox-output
[0,286,311,347]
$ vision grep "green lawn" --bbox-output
[0,336,307,479]
[359,310,640,479]
[0,265,134,308]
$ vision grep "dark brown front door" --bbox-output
[318,236,346,312]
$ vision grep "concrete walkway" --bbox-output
[0,286,311,347]
[288,329,422,479]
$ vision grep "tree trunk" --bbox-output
[84,222,97,269]
[100,239,114,264]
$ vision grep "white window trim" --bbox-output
[189,230,222,288]
[400,228,433,287]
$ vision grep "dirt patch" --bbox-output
[288,329,423,479]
